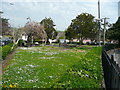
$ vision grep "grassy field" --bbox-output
[2,46,103,88]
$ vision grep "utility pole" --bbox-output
[0,11,3,37]
[98,0,101,46]
[0,11,3,48]
[10,3,15,44]
[102,17,109,45]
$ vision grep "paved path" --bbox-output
[114,50,120,65]
[107,48,120,66]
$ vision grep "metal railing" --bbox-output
[102,44,120,89]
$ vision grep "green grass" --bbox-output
[2,46,103,88]
[53,47,103,88]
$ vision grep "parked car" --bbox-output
[0,36,12,46]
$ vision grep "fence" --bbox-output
[102,44,120,89]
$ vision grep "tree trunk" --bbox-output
[44,38,47,46]
[27,35,31,47]
[31,36,33,46]
[118,39,120,45]
[79,37,83,45]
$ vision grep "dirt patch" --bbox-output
[18,47,39,50]
[62,48,72,51]
[72,50,85,52]
[78,45,93,49]
[59,48,85,52]
[48,47,61,50]
[48,47,85,52]
[48,47,72,51]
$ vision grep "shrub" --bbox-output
[18,39,26,46]
[58,36,65,39]
[2,43,13,60]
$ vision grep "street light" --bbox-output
[9,3,15,44]
[100,17,110,45]
[0,11,3,37]
[102,17,109,45]
[98,0,101,46]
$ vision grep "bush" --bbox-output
[18,39,26,46]
[2,43,14,60]
[58,36,65,39]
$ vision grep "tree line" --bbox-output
[1,12,120,45]
[106,17,120,44]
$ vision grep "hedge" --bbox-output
[2,43,14,60]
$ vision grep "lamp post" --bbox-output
[98,0,101,46]
[9,3,15,44]
[0,11,3,37]
[97,0,111,45]
[0,11,3,87]
[102,17,109,45]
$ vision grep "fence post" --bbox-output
[110,55,114,89]
[111,55,114,63]
[116,64,119,88]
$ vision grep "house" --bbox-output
[21,33,28,41]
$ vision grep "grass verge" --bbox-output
[2,46,103,88]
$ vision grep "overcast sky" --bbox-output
[1,0,120,31]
